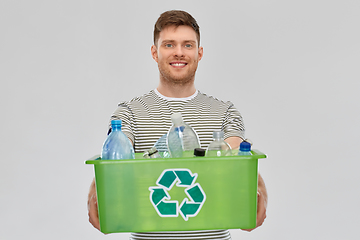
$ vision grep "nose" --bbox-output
[173,45,184,58]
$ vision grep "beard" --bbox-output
[157,60,198,85]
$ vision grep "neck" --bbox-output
[157,80,196,98]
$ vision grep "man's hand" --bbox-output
[224,137,268,231]
[88,178,100,230]
[242,174,267,231]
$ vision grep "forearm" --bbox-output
[224,136,242,150]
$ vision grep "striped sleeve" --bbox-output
[110,101,135,145]
[222,102,245,141]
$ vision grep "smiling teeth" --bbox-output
[171,63,186,66]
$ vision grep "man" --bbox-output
[88,10,267,239]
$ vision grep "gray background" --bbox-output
[1,0,359,239]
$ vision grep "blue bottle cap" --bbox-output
[239,141,251,151]
[111,119,122,127]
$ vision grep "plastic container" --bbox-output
[101,120,135,160]
[86,149,266,233]
[206,131,232,157]
[167,113,201,158]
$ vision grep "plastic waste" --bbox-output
[238,141,252,155]
[194,148,206,157]
[206,131,232,157]
[143,147,162,158]
[166,113,201,158]
[153,134,171,158]
[101,120,135,160]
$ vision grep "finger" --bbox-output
[242,191,267,232]
[241,228,254,232]
[88,194,100,230]
[256,191,267,227]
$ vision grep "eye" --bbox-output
[165,44,173,48]
[185,44,192,48]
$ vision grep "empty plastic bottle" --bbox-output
[101,120,135,160]
[238,141,252,155]
[206,131,232,157]
[167,113,201,158]
[153,134,171,158]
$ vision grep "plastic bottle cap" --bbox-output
[194,148,206,157]
[111,119,122,126]
[148,147,159,155]
[143,147,159,158]
[213,131,224,139]
[239,141,251,151]
[171,112,183,126]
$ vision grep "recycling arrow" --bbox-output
[151,188,167,205]
[149,168,206,221]
[157,201,177,216]
[175,170,195,186]
[186,184,204,203]
[158,170,177,189]
[180,200,201,221]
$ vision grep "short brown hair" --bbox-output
[154,10,200,46]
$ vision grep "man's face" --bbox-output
[151,25,203,85]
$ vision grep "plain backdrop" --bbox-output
[1,0,359,239]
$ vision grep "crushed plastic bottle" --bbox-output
[166,113,201,158]
[101,120,135,160]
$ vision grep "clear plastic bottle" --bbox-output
[153,134,171,158]
[143,147,162,159]
[101,120,135,160]
[206,131,232,157]
[238,141,252,155]
[167,113,201,158]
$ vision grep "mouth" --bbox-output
[170,62,187,68]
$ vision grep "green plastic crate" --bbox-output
[86,149,266,234]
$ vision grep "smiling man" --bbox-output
[88,10,267,240]
[152,24,203,97]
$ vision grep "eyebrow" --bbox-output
[161,40,197,44]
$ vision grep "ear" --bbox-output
[151,45,158,63]
[198,46,203,61]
